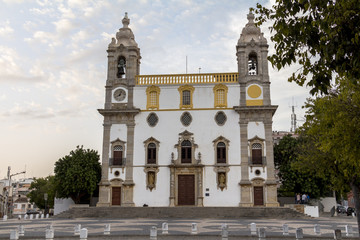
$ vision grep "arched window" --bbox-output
[149,91,157,106]
[181,140,192,163]
[146,85,160,110]
[216,142,226,164]
[147,143,156,164]
[251,143,262,164]
[213,84,228,108]
[248,52,257,75]
[113,145,123,165]
[117,56,126,78]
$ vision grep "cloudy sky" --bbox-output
[0,0,310,179]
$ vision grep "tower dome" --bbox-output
[114,12,138,47]
[238,11,267,44]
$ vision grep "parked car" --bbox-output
[336,205,347,214]
[26,209,40,215]
[346,207,356,216]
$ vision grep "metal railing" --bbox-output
[135,72,238,85]
[248,156,267,166]
[109,158,126,167]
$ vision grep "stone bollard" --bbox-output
[191,223,198,234]
[45,228,54,240]
[150,226,157,240]
[10,229,19,240]
[104,224,111,235]
[46,213,49,219]
[3,215,7,221]
[17,215,21,220]
[221,223,228,240]
[35,214,39,219]
[258,227,266,239]
[80,228,88,240]
[24,214,28,220]
[29,214,33,220]
[250,223,257,236]
[41,214,44,219]
[334,229,342,240]
[295,228,303,239]
[18,225,25,236]
[345,225,353,237]
[314,224,321,235]
[282,224,289,236]
[46,224,53,231]
[162,222,168,234]
[74,224,81,235]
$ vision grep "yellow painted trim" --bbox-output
[247,85,262,98]
[146,85,160,110]
[246,100,263,106]
[141,108,233,112]
[178,85,195,109]
[213,84,228,108]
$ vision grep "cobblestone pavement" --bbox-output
[0,215,358,239]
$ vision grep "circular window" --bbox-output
[114,171,120,177]
[181,112,192,126]
[255,169,261,175]
[215,111,227,126]
[147,113,159,127]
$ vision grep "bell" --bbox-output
[117,66,125,78]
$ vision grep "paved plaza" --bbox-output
[0,215,358,239]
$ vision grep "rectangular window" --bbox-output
[150,91,157,106]
[217,147,226,164]
[113,151,123,165]
[252,149,262,164]
[181,148,191,163]
[183,90,191,105]
[217,89,225,105]
[147,148,156,164]
[21,204,26,210]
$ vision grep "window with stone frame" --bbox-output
[216,142,226,164]
[251,143,263,165]
[113,145,123,165]
[147,143,156,164]
[181,140,192,163]
[143,137,160,165]
[146,85,160,110]
[110,138,126,167]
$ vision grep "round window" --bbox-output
[215,111,227,126]
[147,113,159,127]
[255,169,261,175]
[114,171,120,177]
[180,112,192,126]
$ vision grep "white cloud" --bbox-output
[23,21,38,32]
[29,7,53,15]
[53,18,74,36]
[0,20,14,37]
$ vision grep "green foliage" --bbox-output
[27,176,56,209]
[54,146,101,204]
[274,134,331,198]
[254,0,360,94]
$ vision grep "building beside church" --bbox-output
[97,12,279,207]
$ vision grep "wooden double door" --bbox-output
[177,175,195,205]
[254,186,264,206]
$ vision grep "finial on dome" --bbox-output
[122,12,130,28]
[247,10,255,23]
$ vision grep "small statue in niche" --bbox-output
[218,172,226,191]
[147,172,156,191]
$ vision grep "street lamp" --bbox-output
[44,193,48,215]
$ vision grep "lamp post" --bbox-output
[44,193,48,215]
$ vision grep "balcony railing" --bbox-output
[248,156,267,166]
[109,158,126,167]
[135,72,238,85]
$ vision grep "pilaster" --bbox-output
[97,122,111,207]
[239,121,252,206]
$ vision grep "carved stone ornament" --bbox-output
[214,167,230,191]
[143,167,159,191]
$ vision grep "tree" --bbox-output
[254,0,360,94]
[27,176,56,209]
[297,78,360,232]
[54,146,101,204]
[274,134,331,198]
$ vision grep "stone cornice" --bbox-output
[233,105,278,116]
[98,108,140,116]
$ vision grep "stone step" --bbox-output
[55,206,308,219]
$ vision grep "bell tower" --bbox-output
[235,11,279,207]
[97,13,140,207]
[104,12,141,110]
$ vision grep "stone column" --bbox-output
[239,121,252,207]
[264,121,279,206]
[239,83,247,106]
[123,119,135,206]
[97,122,111,207]
[197,167,204,206]
[169,167,175,206]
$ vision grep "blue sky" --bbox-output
[0,0,310,178]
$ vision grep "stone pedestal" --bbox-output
[96,182,110,207]
[122,182,135,206]
[239,182,253,207]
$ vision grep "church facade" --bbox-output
[97,12,279,207]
